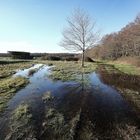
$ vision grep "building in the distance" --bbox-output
[8,51,32,59]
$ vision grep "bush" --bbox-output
[48,63,53,66]
[62,57,79,61]
[48,56,61,61]
[41,55,61,61]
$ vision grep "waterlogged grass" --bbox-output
[0,62,33,78]
[42,108,68,139]
[50,68,77,81]
[6,103,36,140]
[113,64,140,76]
[12,103,31,120]
[0,60,139,139]
[0,61,36,113]
[118,88,140,111]
[97,60,140,76]
[98,64,140,112]
[41,90,82,139]
[116,124,140,140]
[48,61,97,81]
[104,65,120,74]
[0,77,29,113]
[41,107,81,140]
[42,91,54,102]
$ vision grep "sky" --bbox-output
[0,0,140,53]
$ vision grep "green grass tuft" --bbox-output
[114,64,140,75]
[6,103,36,140]
[42,91,54,102]
[0,77,29,113]
[48,61,97,82]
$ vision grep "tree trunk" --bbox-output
[82,50,85,67]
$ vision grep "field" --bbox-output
[0,59,140,140]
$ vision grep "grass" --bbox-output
[6,103,36,140]
[0,62,33,78]
[42,91,54,102]
[0,59,139,139]
[41,108,66,139]
[97,63,140,111]
[0,77,29,113]
[47,61,98,81]
[0,59,139,112]
[116,124,140,140]
[41,107,81,140]
[113,63,140,76]
[0,61,35,113]
[96,59,140,76]
[118,88,140,111]
[12,103,31,120]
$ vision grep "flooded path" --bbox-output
[0,64,140,139]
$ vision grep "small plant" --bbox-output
[5,103,36,140]
[0,76,29,113]
[42,91,54,102]
[48,63,53,66]
[41,108,65,139]
[13,104,31,120]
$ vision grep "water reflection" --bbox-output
[98,65,140,92]
[55,72,140,139]
[0,65,140,139]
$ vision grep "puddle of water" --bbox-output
[0,64,139,139]
[8,64,65,110]
[89,73,139,129]
[98,64,140,92]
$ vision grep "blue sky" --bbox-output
[0,0,140,53]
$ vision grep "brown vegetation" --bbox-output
[115,56,140,67]
[87,13,140,62]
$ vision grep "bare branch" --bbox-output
[60,8,100,66]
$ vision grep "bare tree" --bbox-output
[60,9,99,67]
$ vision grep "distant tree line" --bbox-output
[87,13,140,60]
[8,51,32,59]
[0,52,79,61]
[0,53,10,57]
[40,53,79,61]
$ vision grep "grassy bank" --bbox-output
[0,59,139,114]
[0,61,33,113]
[44,61,98,81]
[118,88,140,113]
[98,60,140,76]
[113,63,140,76]
[6,103,36,140]
[0,62,33,78]
[0,77,29,113]
[97,64,140,112]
